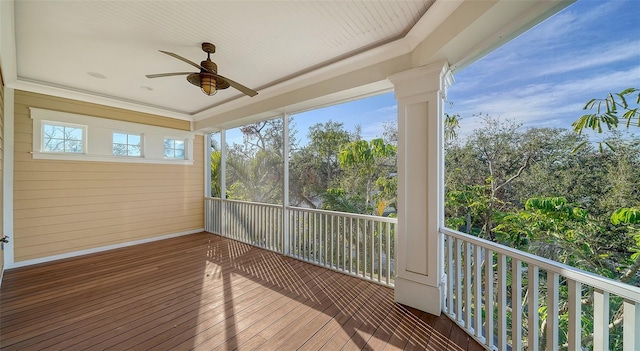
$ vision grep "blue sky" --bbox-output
[448,0,639,138]
[226,0,639,147]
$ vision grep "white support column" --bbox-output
[220,130,227,236]
[3,87,15,270]
[282,113,290,255]
[204,133,212,197]
[389,61,453,315]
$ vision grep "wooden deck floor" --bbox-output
[0,232,484,350]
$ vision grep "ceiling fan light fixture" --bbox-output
[200,73,217,96]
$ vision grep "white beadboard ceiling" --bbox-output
[11,0,434,119]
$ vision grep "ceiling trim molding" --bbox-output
[404,0,465,53]
[9,79,193,121]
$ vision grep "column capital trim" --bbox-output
[389,60,454,101]
[389,60,449,83]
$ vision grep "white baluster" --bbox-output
[485,249,494,349]
[456,238,463,323]
[447,235,454,316]
[465,241,472,329]
[386,222,391,285]
[512,258,522,351]
[497,253,507,351]
[623,299,640,351]
[593,289,610,351]
[528,265,539,351]
[474,244,483,341]
[567,280,581,351]
[547,271,559,351]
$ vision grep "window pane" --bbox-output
[45,138,65,152]
[67,128,83,141]
[164,149,174,158]
[65,140,82,153]
[128,134,141,146]
[164,139,174,149]
[113,133,127,144]
[49,125,65,139]
[174,149,185,159]
[113,144,127,156]
[174,140,185,150]
[44,125,61,139]
[128,145,141,156]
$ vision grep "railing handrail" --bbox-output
[287,205,398,223]
[206,197,399,223]
[205,197,283,209]
[441,227,640,302]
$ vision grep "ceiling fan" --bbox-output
[146,42,258,97]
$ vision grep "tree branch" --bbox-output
[620,254,640,283]
[495,154,532,191]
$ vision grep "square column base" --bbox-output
[394,276,443,316]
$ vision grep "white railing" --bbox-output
[205,198,284,252]
[204,197,396,286]
[204,197,222,233]
[441,227,640,351]
[288,206,396,285]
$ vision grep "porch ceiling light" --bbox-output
[187,70,218,96]
[199,73,217,96]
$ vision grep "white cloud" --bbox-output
[361,120,387,140]
[449,0,639,140]
[452,65,640,137]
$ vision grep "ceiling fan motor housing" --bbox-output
[186,57,231,90]
[201,59,217,74]
[185,43,231,90]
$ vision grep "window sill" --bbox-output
[31,151,194,165]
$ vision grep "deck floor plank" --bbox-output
[0,232,484,350]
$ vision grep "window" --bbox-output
[113,132,142,157]
[42,123,85,153]
[32,108,195,164]
[164,138,185,159]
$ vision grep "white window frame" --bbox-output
[113,132,143,157]
[164,137,187,160]
[30,108,194,165]
[40,121,87,154]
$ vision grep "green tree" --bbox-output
[338,138,396,213]
[226,118,289,204]
[446,116,559,239]
[210,150,222,197]
[209,135,222,197]
[321,188,367,214]
[573,87,640,151]
[289,121,352,207]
